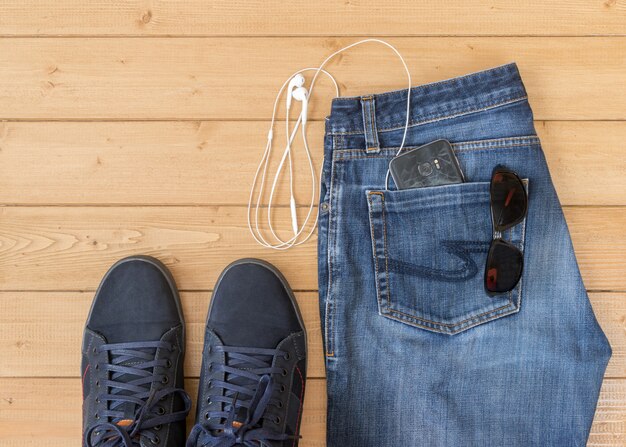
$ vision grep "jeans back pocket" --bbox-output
[366,181,527,335]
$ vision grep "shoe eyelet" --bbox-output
[156,406,165,415]
[206,397,211,404]
[165,359,172,368]
[277,402,283,409]
[274,416,281,424]
[161,376,169,385]
[280,385,286,393]
[204,412,210,420]
[95,398,100,404]
[95,364,99,370]
[92,347,97,354]
[281,369,288,377]
[208,363,213,372]
[96,380,100,387]
[283,353,290,360]
[154,425,162,431]
[206,379,212,388]
[151,436,160,445]
[94,413,100,419]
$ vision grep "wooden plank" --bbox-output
[0,1,625,37]
[1,121,625,206]
[0,377,622,446]
[0,206,623,291]
[0,291,325,379]
[0,37,626,120]
[0,292,622,380]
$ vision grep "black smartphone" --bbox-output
[389,139,465,190]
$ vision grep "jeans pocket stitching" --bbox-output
[367,184,528,335]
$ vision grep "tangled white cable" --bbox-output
[248,39,412,250]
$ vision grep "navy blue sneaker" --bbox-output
[187,259,307,447]
[82,256,191,447]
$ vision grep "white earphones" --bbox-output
[286,74,306,110]
[291,87,308,124]
[248,67,338,250]
[248,39,412,250]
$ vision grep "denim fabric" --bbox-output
[317,63,611,446]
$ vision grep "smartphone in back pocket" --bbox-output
[389,139,465,190]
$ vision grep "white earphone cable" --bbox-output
[248,39,412,250]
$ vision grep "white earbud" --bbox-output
[248,40,411,250]
[286,74,306,110]
[291,86,309,124]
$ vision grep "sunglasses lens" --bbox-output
[485,239,523,294]
[491,170,527,231]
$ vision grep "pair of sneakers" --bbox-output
[82,256,307,447]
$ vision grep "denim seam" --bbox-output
[324,142,339,358]
[333,135,540,155]
[331,136,540,160]
[329,96,528,135]
[367,193,385,314]
[334,143,537,160]
[368,187,528,335]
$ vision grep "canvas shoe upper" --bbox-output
[187,259,307,447]
[82,256,190,447]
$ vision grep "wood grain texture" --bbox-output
[0,292,623,380]
[0,206,624,291]
[1,121,625,206]
[1,37,626,120]
[0,378,622,446]
[0,291,325,379]
[1,2,624,444]
[1,1,625,36]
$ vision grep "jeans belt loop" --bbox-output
[361,95,381,154]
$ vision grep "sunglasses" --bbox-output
[485,166,528,295]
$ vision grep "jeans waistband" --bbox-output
[325,63,528,136]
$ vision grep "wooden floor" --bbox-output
[0,2,625,445]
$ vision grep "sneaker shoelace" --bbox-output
[187,346,299,447]
[85,341,191,447]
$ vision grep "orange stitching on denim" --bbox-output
[367,192,384,312]
[329,95,528,135]
[324,151,339,358]
[385,301,515,328]
[367,180,530,334]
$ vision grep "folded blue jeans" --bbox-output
[317,63,611,446]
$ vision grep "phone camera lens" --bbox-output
[418,162,433,176]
